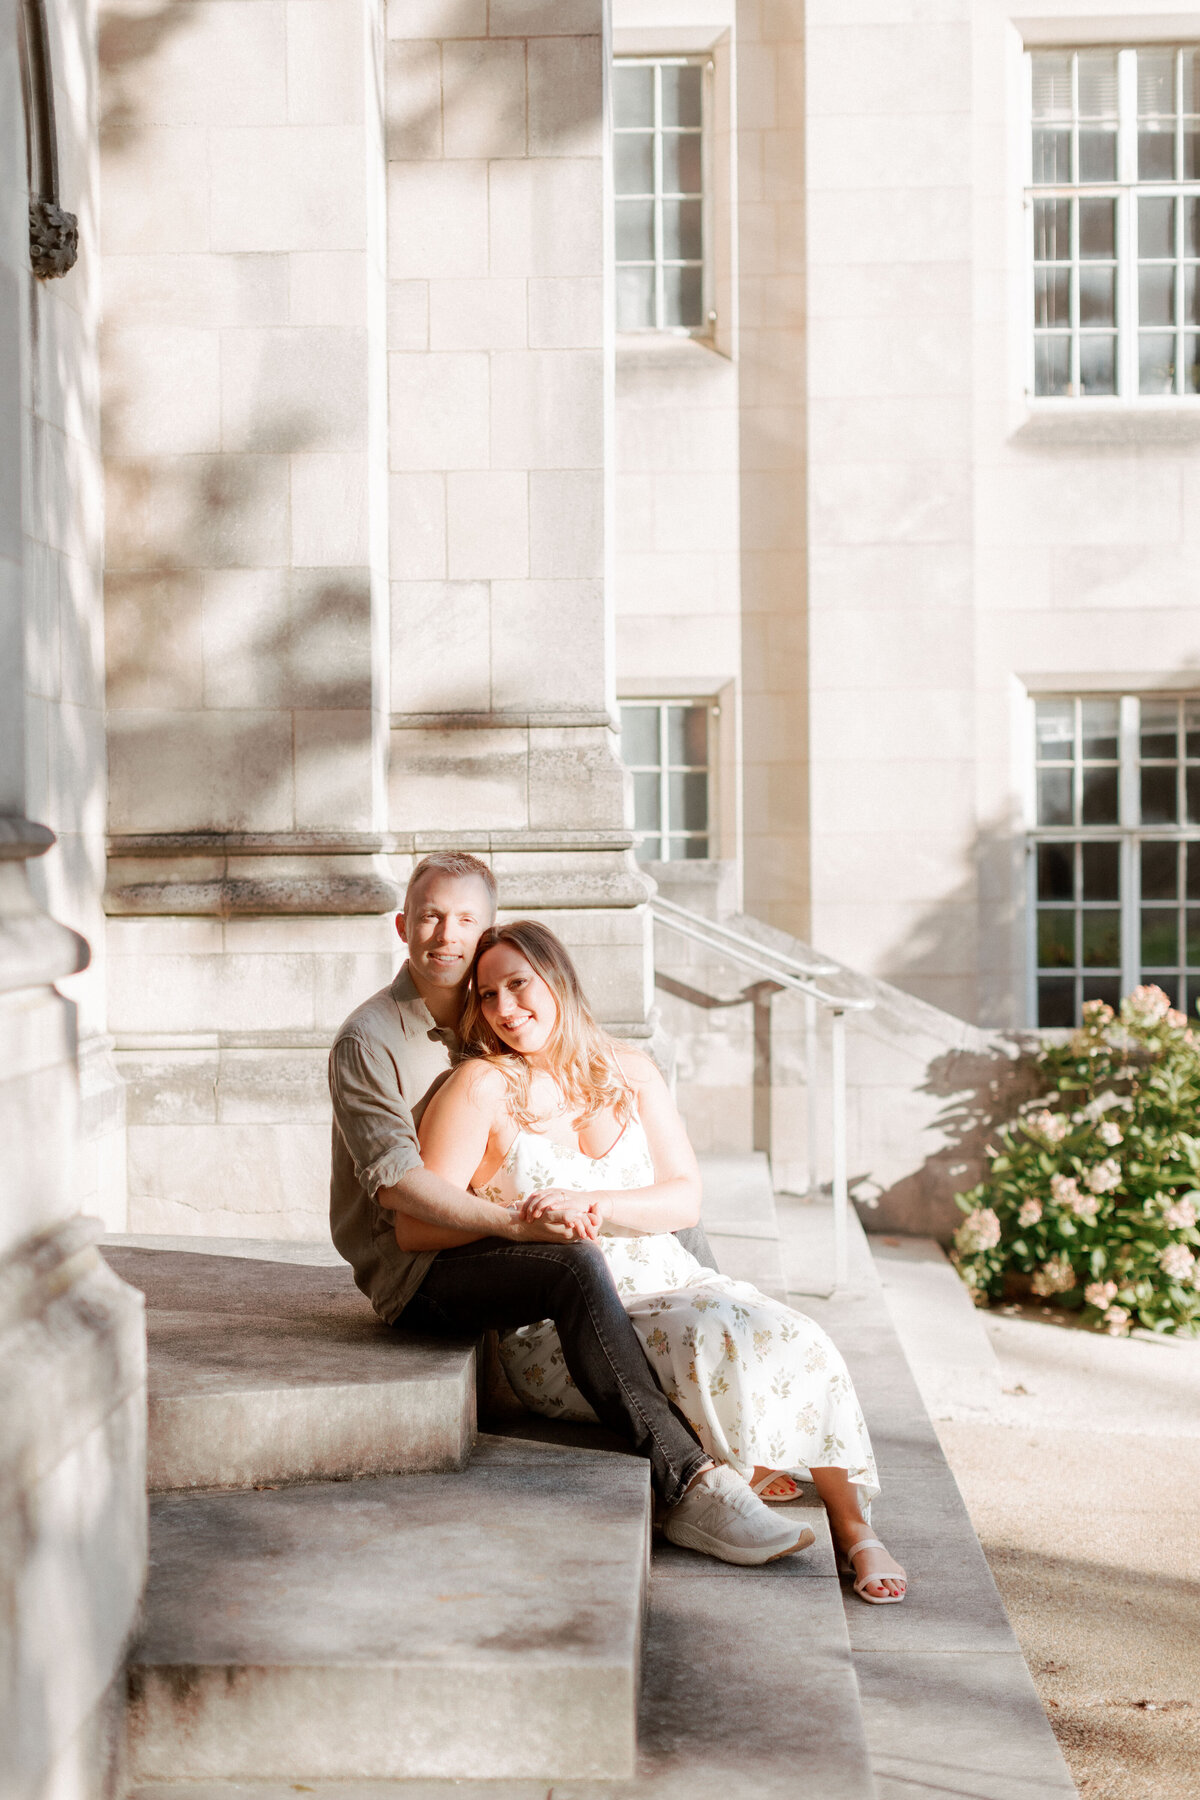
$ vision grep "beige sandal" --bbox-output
[750,1470,804,1504]
[838,1535,907,1605]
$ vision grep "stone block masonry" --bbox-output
[98,0,653,1238]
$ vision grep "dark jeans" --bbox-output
[403,1237,710,1508]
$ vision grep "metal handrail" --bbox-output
[650,895,874,1290]
[651,893,840,982]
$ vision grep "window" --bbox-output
[1029,46,1200,397]
[1031,695,1200,1024]
[620,701,711,860]
[613,58,706,333]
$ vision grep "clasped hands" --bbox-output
[505,1188,612,1243]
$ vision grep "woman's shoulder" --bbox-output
[610,1043,664,1091]
[440,1054,510,1110]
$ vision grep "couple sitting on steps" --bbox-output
[329,852,906,1600]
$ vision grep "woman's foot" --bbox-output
[750,1467,804,1503]
[835,1529,906,1603]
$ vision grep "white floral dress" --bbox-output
[475,1117,879,1506]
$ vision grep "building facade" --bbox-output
[6,8,1200,1781]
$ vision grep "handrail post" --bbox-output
[831,1008,848,1292]
[804,993,819,1198]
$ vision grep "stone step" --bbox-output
[126,1436,652,1785]
[101,1237,475,1490]
[697,1152,787,1297]
[126,1503,877,1800]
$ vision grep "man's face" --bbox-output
[397,874,494,995]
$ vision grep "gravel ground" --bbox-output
[937,1309,1200,1800]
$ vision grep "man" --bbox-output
[328,852,812,1566]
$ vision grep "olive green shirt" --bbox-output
[328,963,459,1323]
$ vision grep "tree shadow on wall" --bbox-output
[95,0,496,838]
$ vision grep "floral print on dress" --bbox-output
[480,1118,880,1507]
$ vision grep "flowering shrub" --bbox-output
[951,987,1200,1336]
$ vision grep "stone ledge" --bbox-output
[101,1241,476,1490]
[127,1438,651,1783]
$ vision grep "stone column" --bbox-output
[736,1,811,939]
[1,0,146,1790]
[100,0,650,1237]
[385,0,650,1022]
[98,0,402,1234]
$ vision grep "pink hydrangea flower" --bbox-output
[1163,1196,1198,1230]
[955,1207,1002,1255]
[1102,1305,1131,1335]
[1017,1198,1043,1227]
[1032,1256,1076,1297]
[1085,1158,1121,1195]
[1160,1243,1197,1282]
[1026,1110,1069,1144]
[1084,1280,1118,1307]
[1096,1119,1123,1147]
[1050,1172,1081,1208]
[1125,985,1171,1023]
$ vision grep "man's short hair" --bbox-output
[403,852,498,916]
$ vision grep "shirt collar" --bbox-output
[391,961,461,1048]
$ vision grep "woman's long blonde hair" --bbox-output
[461,920,635,1131]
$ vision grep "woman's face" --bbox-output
[476,942,559,1058]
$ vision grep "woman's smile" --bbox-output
[477,943,558,1055]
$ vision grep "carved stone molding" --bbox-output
[18,0,79,278]
[28,196,78,278]
[104,828,652,916]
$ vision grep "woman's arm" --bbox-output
[393,1062,586,1251]
[520,1051,702,1237]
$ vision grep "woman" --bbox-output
[415,921,906,1604]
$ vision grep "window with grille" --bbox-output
[620,701,711,861]
[1031,695,1200,1024]
[1029,45,1200,397]
[613,58,706,333]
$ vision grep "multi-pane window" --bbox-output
[1029,46,1200,397]
[1031,695,1200,1024]
[613,58,705,332]
[620,701,710,861]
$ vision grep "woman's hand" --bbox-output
[519,1189,610,1238]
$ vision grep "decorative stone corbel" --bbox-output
[18,0,79,279]
[0,817,90,991]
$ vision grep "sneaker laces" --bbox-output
[690,1465,764,1522]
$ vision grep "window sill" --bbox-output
[616,331,730,369]
[1012,402,1200,446]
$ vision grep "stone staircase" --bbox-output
[101,1156,1076,1800]
[101,1240,652,1786]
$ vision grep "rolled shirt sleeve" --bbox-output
[329,1033,423,1198]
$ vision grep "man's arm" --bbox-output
[330,1034,579,1249]
[376,1164,517,1249]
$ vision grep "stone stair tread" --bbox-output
[129,1436,651,1784]
[696,1154,787,1294]
[696,1152,778,1234]
[101,1243,475,1490]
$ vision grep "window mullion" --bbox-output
[658,65,665,331]
[1120,694,1140,996]
[658,704,670,850]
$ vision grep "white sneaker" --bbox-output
[663,1464,816,1566]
